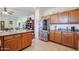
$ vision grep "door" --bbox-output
[49,30,55,42]
[59,12,69,23]
[62,32,74,47]
[22,36,28,49]
[69,9,79,23]
[26,32,32,46]
[14,34,22,50]
[50,14,59,23]
[4,39,18,51]
[54,31,62,43]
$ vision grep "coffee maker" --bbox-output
[71,26,75,31]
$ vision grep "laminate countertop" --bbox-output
[0,30,33,36]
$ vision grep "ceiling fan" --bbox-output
[2,7,14,15]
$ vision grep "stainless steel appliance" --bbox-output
[39,19,49,42]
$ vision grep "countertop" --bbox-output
[0,30,33,36]
[50,30,79,35]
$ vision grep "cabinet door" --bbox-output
[27,37,32,46]
[49,31,55,42]
[54,31,62,43]
[15,34,22,50]
[59,12,69,23]
[69,10,79,23]
[22,37,28,49]
[26,32,32,46]
[62,32,74,47]
[74,33,78,49]
[22,32,32,48]
[4,39,18,51]
[50,14,59,23]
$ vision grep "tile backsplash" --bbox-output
[50,24,79,30]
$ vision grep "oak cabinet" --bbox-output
[22,32,32,49]
[0,37,4,51]
[74,33,78,49]
[59,12,69,23]
[49,31,55,42]
[42,9,79,24]
[49,31,62,43]
[69,9,79,23]
[4,36,18,51]
[50,14,59,23]
[3,32,33,51]
[49,30,78,49]
[54,31,62,43]
[26,33,32,46]
[62,32,74,48]
[15,34,22,50]
[22,37,28,49]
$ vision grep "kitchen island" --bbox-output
[0,30,33,51]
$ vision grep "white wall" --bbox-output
[16,16,28,28]
[50,24,79,30]
[0,16,17,29]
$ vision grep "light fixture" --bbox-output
[2,11,9,15]
[2,7,14,15]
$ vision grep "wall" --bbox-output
[50,24,79,30]
[0,16,17,29]
[16,16,28,28]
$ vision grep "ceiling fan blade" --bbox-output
[4,7,7,11]
[3,7,14,15]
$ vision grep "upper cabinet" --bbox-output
[50,14,59,23]
[58,11,69,23]
[41,9,79,24]
[50,11,69,24]
[69,9,79,23]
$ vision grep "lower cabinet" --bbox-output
[22,32,32,49]
[22,37,28,49]
[4,32,33,51]
[74,33,78,49]
[54,31,62,43]
[61,32,74,48]
[49,30,78,49]
[4,38,18,51]
[49,31,55,42]
[49,31,62,43]
[15,34,22,50]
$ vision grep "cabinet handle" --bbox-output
[0,40,1,46]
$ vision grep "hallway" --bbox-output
[23,39,76,51]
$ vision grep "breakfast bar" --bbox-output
[0,30,33,51]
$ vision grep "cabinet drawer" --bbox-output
[4,35,14,40]
[14,34,21,38]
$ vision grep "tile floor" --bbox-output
[23,39,76,51]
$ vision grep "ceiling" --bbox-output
[0,7,35,18]
[0,7,54,18]
[0,7,78,18]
